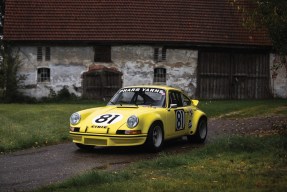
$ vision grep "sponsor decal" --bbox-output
[119,88,165,95]
[188,120,192,128]
[91,125,108,129]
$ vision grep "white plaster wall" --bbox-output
[165,49,198,97]
[17,45,198,99]
[270,54,287,98]
[17,46,92,99]
[112,46,154,86]
[112,46,198,97]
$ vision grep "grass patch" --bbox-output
[35,135,287,192]
[199,99,287,118]
[0,102,105,152]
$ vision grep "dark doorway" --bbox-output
[82,66,122,100]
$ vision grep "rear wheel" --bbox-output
[188,117,207,143]
[75,143,95,150]
[145,122,164,152]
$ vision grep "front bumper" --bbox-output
[70,132,147,147]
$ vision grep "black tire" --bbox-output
[188,117,207,143]
[144,122,164,152]
[75,143,95,150]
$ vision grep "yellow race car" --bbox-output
[70,85,207,152]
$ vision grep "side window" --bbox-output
[169,91,183,107]
[182,94,191,106]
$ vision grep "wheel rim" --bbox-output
[153,126,163,147]
[199,121,207,139]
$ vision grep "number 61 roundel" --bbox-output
[92,113,123,125]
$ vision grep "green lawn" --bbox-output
[0,102,105,152]
[199,99,287,118]
[0,99,286,152]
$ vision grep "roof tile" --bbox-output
[3,0,271,46]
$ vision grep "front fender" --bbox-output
[138,112,163,134]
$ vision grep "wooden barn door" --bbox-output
[82,68,122,100]
[198,51,270,99]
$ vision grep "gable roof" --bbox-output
[3,0,271,47]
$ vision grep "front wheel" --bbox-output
[144,123,164,152]
[188,117,207,143]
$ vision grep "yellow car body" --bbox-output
[70,85,207,152]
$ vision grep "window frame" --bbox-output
[37,67,50,83]
[45,47,50,61]
[37,47,42,61]
[154,67,166,83]
[154,47,166,62]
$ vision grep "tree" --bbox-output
[0,0,25,102]
[230,0,287,69]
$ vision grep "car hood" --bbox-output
[77,105,160,134]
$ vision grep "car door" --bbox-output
[165,91,192,138]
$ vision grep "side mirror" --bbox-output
[192,100,199,107]
[168,104,178,111]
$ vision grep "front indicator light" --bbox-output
[125,130,142,135]
[70,127,80,132]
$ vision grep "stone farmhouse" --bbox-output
[3,0,287,99]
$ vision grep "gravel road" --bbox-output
[0,116,286,192]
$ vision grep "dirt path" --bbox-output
[0,116,286,192]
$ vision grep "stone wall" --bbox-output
[112,46,198,97]
[17,45,198,99]
[17,46,91,98]
[17,45,287,99]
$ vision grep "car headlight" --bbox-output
[70,112,81,125]
[127,115,139,128]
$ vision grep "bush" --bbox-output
[41,86,79,103]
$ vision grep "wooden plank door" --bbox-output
[197,51,270,99]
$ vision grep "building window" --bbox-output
[37,47,42,61]
[37,47,51,61]
[154,47,166,62]
[45,47,50,61]
[154,68,166,83]
[37,68,50,82]
[94,46,111,62]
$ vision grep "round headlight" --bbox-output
[127,115,139,128]
[70,112,81,125]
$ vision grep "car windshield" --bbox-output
[108,87,166,107]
